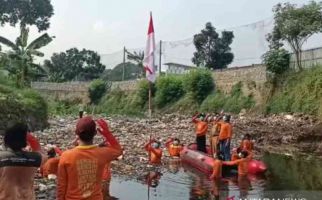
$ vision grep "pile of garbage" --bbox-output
[27,113,321,199]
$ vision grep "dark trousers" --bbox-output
[219,139,231,161]
[196,135,207,153]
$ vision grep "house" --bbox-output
[164,62,195,74]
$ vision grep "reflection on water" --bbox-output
[109,153,322,200]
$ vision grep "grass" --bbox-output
[267,65,322,117]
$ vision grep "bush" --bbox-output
[88,79,108,104]
[200,92,226,112]
[183,69,214,103]
[0,85,48,130]
[200,82,255,113]
[168,93,199,114]
[137,79,155,106]
[262,48,290,74]
[155,75,184,107]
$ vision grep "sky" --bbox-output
[0,0,312,62]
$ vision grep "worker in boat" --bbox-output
[209,153,224,180]
[145,139,162,164]
[240,134,254,152]
[217,115,232,161]
[192,112,210,153]
[165,137,183,157]
[222,150,253,176]
[209,114,222,157]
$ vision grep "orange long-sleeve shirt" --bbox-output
[194,120,208,136]
[41,157,60,177]
[211,159,222,179]
[223,153,252,176]
[145,145,162,164]
[217,122,232,140]
[57,145,122,200]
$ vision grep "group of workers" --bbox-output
[0,111,254,200]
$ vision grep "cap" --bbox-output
[75,116,96,135]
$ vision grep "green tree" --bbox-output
[126,50,145,78]
[0,26,53,86]
[192,22,234,69]
[102,62,141,81]
[0,0,54,32]
[268,1,322,70]
[44,48,106,82]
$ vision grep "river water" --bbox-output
[109,153,322,200]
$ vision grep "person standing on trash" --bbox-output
[217,115,233,161]
[57,116,122,200]
[145,139,162,164]
[192,112,210,153]
[0,123,47,200]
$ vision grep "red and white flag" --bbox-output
[143,13,156,83]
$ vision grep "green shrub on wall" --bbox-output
[183,69,214,103]
[155,75,184,107]
[89,79,108,104]
[137,79,156,107]
[262,48,290,74]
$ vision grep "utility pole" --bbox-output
[159,40,162,75]
[122,46,126,81]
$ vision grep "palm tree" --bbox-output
[0,26,54,87]
[126,50,145,78]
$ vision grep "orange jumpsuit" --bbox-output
[223,152,253,176]
[145,144,162,164]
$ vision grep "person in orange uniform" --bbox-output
[192,113,209,153]
[57,117,122,200]
[210,114,222,156]
[41,146,62,179]
[240,134,254,152]
[165,138,183,157]
[0,123,47,200]
[217,115,232,161]
[222,150,252,176]
[145,140,162,164]
[209,154,224,180]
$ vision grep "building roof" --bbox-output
[163,62,195,69]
